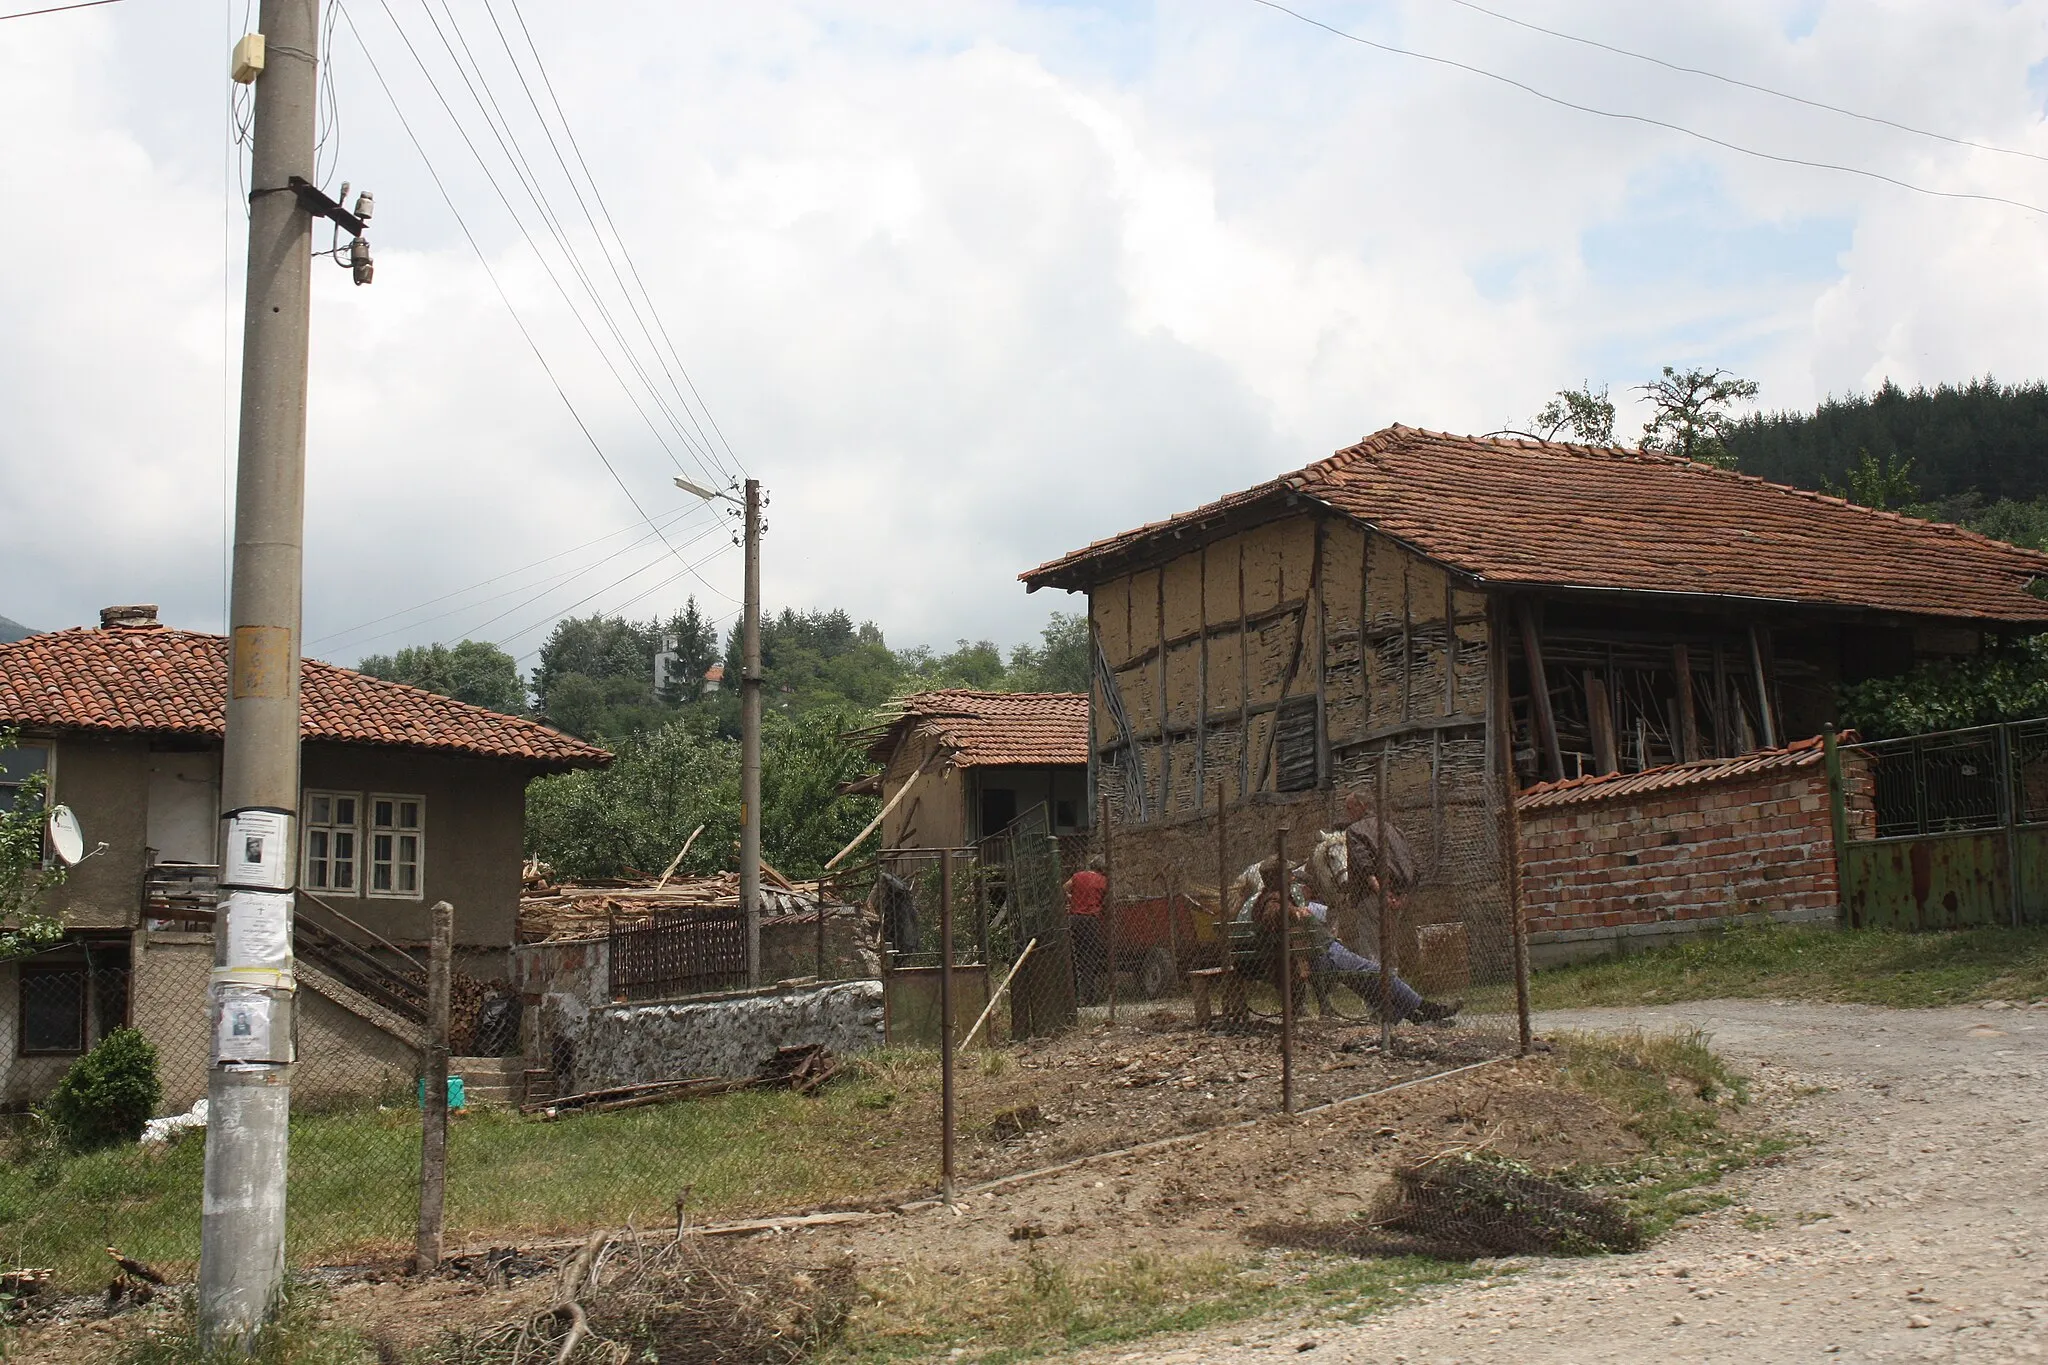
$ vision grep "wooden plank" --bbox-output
[1401,559,1414,722]
[1251,528,1320,793]
[1586,672,1618,775]
[1749,624,1781,748]
[1672,643,1700,764]
[1711,643,1730,757]
[1515,599,1565,782]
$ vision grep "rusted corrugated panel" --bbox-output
[1841,833,2009,930]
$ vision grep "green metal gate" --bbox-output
[1832,721,2048,929]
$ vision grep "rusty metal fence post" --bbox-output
[413,900,454,1272]
[939,849,956,1203]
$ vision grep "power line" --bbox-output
[483,0,742,483]
[1436,0,2048,168]
[308,502,703,652]
[0,0,123,20]
[505,0,748,480]
[447,515,725,643]
[415,0,729,485]
[368,0,728,490]
[335,4,739,606]
[1248,0,2048,218]
[493,531,734,652]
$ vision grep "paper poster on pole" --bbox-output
[213,986,289,1064]
[223,890,293,972]
[222,807,293,889]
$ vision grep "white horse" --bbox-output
[1227,830,1350,921]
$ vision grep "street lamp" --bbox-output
[676,475,764,986]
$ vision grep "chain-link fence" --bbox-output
[0,764,1525,1298]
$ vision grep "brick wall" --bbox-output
[1517,743,1872,966]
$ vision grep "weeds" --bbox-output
[112,1287,374,1365]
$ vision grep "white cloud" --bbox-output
[4,0,2047,664]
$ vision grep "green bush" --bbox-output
[45,1027,162,1153]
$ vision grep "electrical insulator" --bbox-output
[351,235,374,287]
[354,191,375,222]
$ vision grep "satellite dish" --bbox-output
[48,805,85,866]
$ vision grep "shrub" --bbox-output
[46,1027,162,1153]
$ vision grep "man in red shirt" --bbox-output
[1066,857,1108,1002]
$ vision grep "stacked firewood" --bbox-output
[518,869,837,943]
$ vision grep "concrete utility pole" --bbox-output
[741,477,763,984]
[202,0,319,1348]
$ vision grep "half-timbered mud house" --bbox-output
[1021,425,2048,965]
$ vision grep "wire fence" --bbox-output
[0,767,1527,1300]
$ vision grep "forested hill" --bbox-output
[1726,378,2048,501]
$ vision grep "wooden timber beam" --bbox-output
[1585,671,1619,776]
[1515,598,1566,783]
[1672,643,1700,763]
[1749,624,1780,749]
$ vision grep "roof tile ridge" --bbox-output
[310,658,598,744]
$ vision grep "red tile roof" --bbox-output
[1022,425,2048,623]
[1516,736,1828,812]
[0,623,609,769]
[861,690,1089,768]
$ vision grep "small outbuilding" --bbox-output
[853,690,1089,848]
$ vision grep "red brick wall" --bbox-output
[1518,752,1869,958]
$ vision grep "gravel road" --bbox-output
[1100,1000,2048,1364]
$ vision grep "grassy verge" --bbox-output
[1552,1027,1792,1239]
[0,1060,941,1293]
[824,1250,1482,1364]
[1529,924,2048,1011]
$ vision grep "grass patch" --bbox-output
[1551,1028,1789,1239]
[1530,924,2048,1010]
[0,1068,940,1293]
[106,1286,376,1365]
[824,1249,1480,1363]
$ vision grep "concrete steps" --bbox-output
[451,1056,526,1109]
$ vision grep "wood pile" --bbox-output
[519,858,840,944]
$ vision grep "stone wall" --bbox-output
[1517,740,1873,967]
[554,981,883,1094]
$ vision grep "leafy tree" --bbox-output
[525,720,740,880]
[0,728,63,961]
[1820,449,1919,510]
[1005,611,1091,693]
[533,615,655,713]
[523,710,876,880]
[1838,635,2048,739]
[358,640,527,714]
[759,708,881,877]
[1532,382,1616,444]
[1637,366,1760,468]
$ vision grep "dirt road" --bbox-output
[1102,1001,2048,1364]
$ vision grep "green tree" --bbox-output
[525,720,740,880]
[0,728,64,960]
[533,615,655,712]
[1637,366,1760,468]
[1821,449,1919,510]
[358,640,527,714]
[1532,382,1617,444]
[1838,635,2048,739]
[1005,611,1091,693]
[523,710,875,880]
[656,597,720,705]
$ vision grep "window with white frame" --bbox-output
[0,744,50,815]
[367,794,424,899]
[302,790,360,893]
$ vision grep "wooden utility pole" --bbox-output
[414,902,454,1271]
[741,478,763,983]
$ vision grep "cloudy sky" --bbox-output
[4,0,2047,670]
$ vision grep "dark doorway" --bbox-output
[979,786,1018,839]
